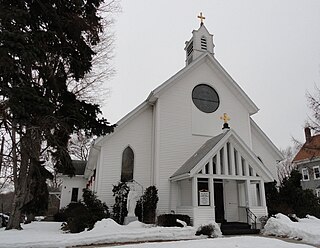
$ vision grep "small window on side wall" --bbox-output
[121,146,134,182]
[313,166,320,180]
[302,168,310,181]
[71,188,79,202]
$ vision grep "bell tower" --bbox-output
[185,13,215,65]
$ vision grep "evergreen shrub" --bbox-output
[265,170,320,218]
[112,182,129,224]
[60,189,109,233]
[157,214,191,227]
[135,186,159,224]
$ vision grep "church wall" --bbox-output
[155,60,253,213]
[250,124,279,182]
[96,106,153,206]
[191,62,252,144]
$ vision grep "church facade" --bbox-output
[81,21,282,227]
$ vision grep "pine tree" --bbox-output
[0,0,116,229]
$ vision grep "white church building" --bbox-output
[61,18,283,227]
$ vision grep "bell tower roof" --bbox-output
[184,13,215,65]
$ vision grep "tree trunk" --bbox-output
[6,129,30,230]
[0,136,5,174]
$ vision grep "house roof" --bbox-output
[71,160,86,175]
[171,132,228,178]
[292,134,320,163]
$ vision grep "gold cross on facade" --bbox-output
[197,12,206,25]
[220,113,230,124]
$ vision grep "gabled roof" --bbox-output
[148,52,259,115]
[170,129,274,181]
[292,134,320,163]
[95,51,259,147]
[171,132,227,178]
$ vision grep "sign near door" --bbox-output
[199,190,210,206]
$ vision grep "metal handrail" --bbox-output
[246,207,257,229]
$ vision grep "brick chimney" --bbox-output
[304,127,312,143]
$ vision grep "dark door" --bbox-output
[214,181,225,223]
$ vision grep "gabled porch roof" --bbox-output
[170,129,274,182]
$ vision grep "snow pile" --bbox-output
[0,218,316,248]
[0,218,196,248]
[263,213,320,245]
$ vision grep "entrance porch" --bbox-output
[170,130,273,228]
[175,176,267,227]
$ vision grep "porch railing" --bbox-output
[246,207,257,229]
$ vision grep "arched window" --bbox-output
[121,146,134,182]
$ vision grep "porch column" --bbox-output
[216,153,221,175]
[209,159,213,174]
[192,177,198,207]
[209,177,214,207]
[237,152,242,176]
[252,167,256,177]
[229,143,236,176]
[223,144,229,175]
[245,179,252,207]
[259,180,266,207]
[244,160,250,177]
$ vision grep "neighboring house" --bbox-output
[59,160,87,209]
[292,127,320,198]
[69,20,283,227]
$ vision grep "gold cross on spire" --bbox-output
[220,113,230,124]
[197,12,206,25]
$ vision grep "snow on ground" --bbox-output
[263,213,320,246]
[110,236,314,248]
[0,216,318,248]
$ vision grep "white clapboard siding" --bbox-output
[176,206,194,224]
[179,179,192,206]
[193,207,215,227]
[155,58,255,213]
[97,106,153,206]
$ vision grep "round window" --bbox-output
[192,84,220,113]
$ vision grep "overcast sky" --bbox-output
[101,0,320,150]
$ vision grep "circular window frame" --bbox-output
[192,84,220,113]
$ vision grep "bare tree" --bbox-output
[277,146,298,184]
[68,131,93,161]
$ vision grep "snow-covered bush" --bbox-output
[195,221,222,238]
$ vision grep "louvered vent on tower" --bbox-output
[201,37,207,50]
